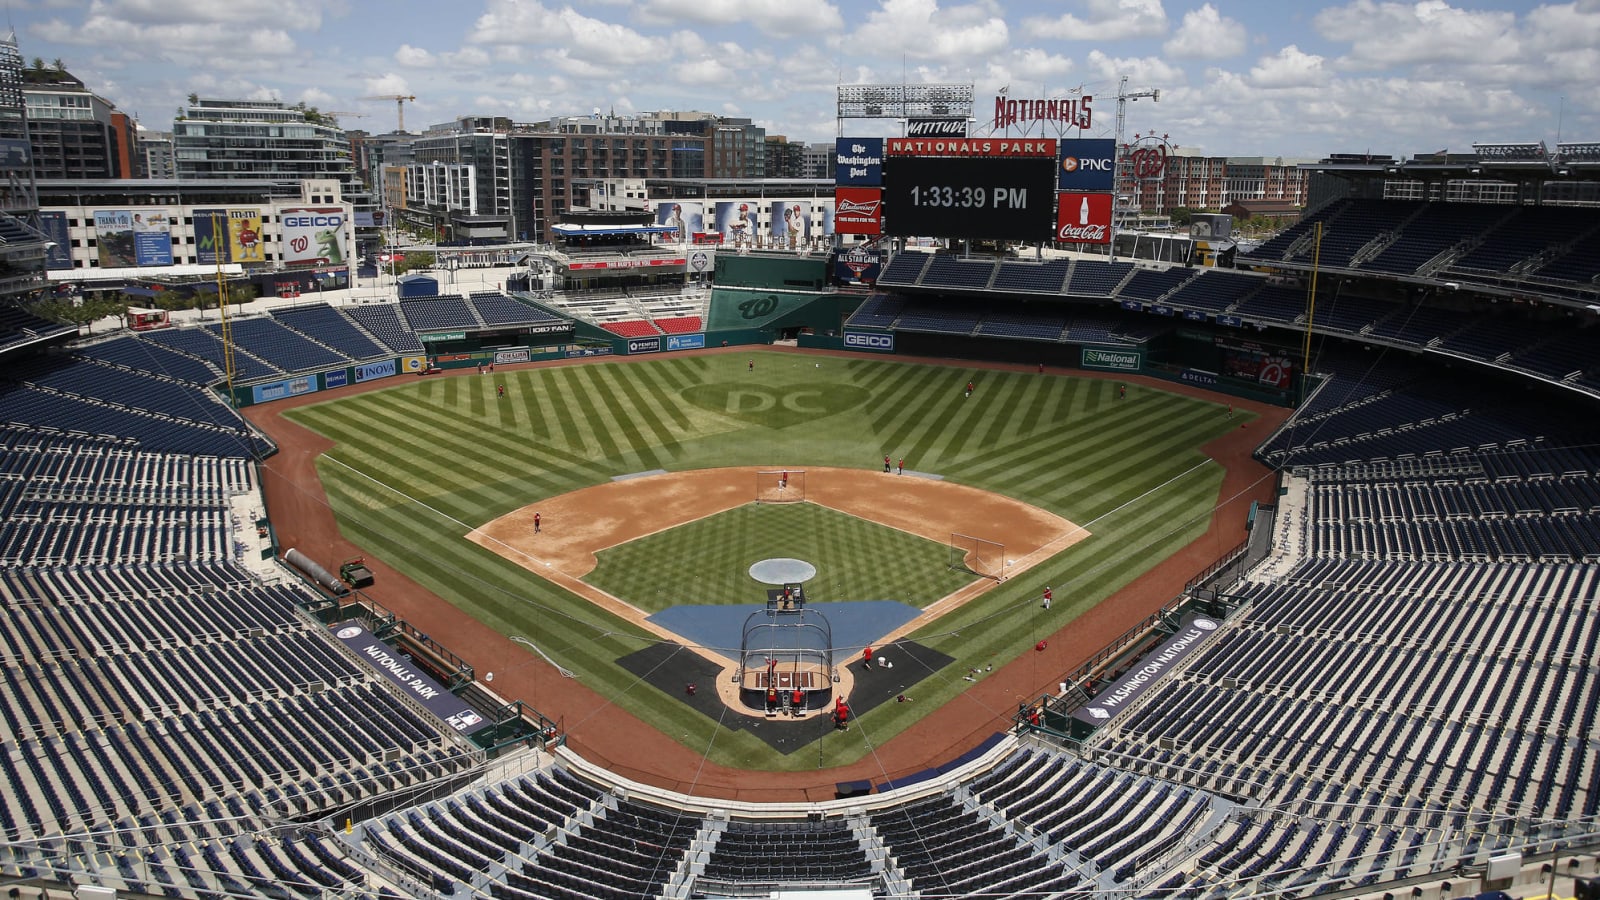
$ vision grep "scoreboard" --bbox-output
[882,138,1058,242]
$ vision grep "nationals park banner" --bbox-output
[1071,615,1222,726]
[330,622,488,734]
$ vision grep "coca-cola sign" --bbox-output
[1056,192,1113,244]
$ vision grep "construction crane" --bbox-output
[359,94,417,132]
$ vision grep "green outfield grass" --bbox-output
[586,502,970,612]
[285,350,1250,769]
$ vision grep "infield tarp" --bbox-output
[331,622,488,735]
[1071,614,1223,726]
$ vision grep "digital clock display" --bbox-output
[883,156,1056,241]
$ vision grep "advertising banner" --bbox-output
[1071,616,1221,725]
[356,359,397,382]
[494,348,532,365]
[627,337,661,354]
[714,201,758,246]
[94,210,136,268]
[835,137,884,186]
[281,207,346,266]
[770,201,810,248]
[132,209,174,266]
[1057,139,1117,191]
[194,208,229,265]
[323,369,350,389]
[886,137,1056,157]
[401,356,429,373]
[656,201,704,242]
[835,247,886,283]
[687,248,715,276]
[331,623,487,734]
[906,118,969,138]
[227,208,265,265]
[250,376,318,404]
[38,211,72,270]
[844,331,895,352]
[1056,192,1114,244]
[834,188,883,235]
[1081,347,1142,371]
[666,333,705,351]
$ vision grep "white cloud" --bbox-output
[362,73,412,98]
[66,0,328,28]
[846,0,1010,61]
[1315,0,1519,68]
[1083,50,1185,87]
[1249,45,1329,88]
[1025,0,1168,41]
[33,16,296,58]
[637,0,845,36]
[1164,4,1246,60]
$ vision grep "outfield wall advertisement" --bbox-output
[132,209,174,265]
[251,376,318,404]
[844,331,895,352]
[1081,347,1142,371]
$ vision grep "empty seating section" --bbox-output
[845,293,905,328]
[1234,285,1306,324]
[976,307,1069,340]
[6,356,242,431]
[871,792,1079,898]
[0,304,77,351]
[1162,270,1264,313]
[468,292,562,327]
[895,298,983,335]
[1437,314,1561,363]
[1310,294,1400,333]
[1528,230,1600,286]
[601,319,660,337]
[704,819,872,883]
[1360,203,1510,275]
[344,304,426,353]
[203,317,348,373]
[400,295,480,332]
[1363,304,1464,345]
[72,335,221,385]
[272,304,391,360]
[140,327,280,382]
[1507,331,1595,380]
[991,259,1070,293]
[1297,200,1422,269]
[1448,205,1599,276]
[1065,261,1134,296]
[0,386,261,458]
[875,252,932,286]
[921,255,997,291]
[654,316,702,334]
[1118,267,1199,302]
[1240,203,1343,262]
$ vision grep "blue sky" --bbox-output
[8,0,1595,159]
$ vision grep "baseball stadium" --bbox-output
[0,140,1598,900]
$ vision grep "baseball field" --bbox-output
[279,349,1250,771]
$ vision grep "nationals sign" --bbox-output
[1125,135,1174,181]
[1056,192,1114,244]
[886,138,1056,158]
[994,94,1093,132]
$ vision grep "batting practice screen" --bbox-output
[884,156,1057,241]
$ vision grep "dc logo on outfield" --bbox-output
[682,382,868,429]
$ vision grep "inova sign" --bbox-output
[1081,347,1142,371]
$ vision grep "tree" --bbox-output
[51,58,65,73]
[187,93,199,107]
[1167,207,1193,227]
[30,57,43,71]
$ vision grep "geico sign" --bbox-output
[283,215,345,228]
[844,332,894,350]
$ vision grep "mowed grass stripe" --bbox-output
[598,365,684,464]
[576,364,662,469]
[862,362,945,436]
[956,389,1198,484]
[539,368,592,453]
[874,370,974,455]
[560,366,627,462]
[630,361,696,433]
[942,370,1037,462]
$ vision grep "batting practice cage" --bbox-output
[736,601,834,714]
[756,469,806,503]
[949,532,1006,581]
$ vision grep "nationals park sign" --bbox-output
[1071,616,1222,726]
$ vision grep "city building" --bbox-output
[22,63,137,179]
[136,127,174,180]
[174,99,358,189]
[1116,145,1314,216]
[0,32,57,309]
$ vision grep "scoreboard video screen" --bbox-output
[883,155,1057,241]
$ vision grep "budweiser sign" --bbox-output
[994,95,1093,132]
[835,187,883,235]
[1056,192,1113,245]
